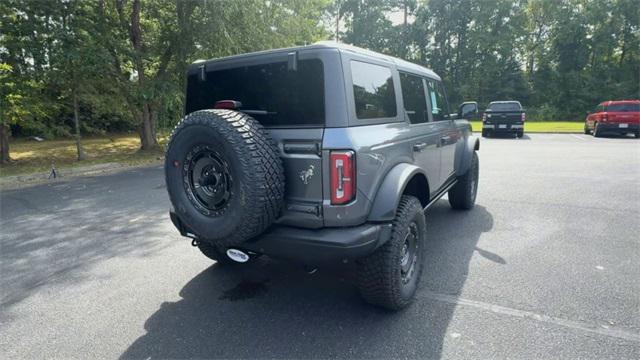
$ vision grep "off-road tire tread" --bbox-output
[166,109,284,246]
[357,195,425,310]
[448,151,479,210]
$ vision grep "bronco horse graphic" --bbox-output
[299,165,315,185]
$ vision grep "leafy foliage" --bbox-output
[0,0,637,161]
[333,0,638,120]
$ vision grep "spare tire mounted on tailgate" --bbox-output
[165,109,285,247]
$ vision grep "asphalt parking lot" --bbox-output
[1,133,639,359]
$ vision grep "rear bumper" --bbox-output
[169,211,392,264]
[597,123,639,133]
[483,123,523,132]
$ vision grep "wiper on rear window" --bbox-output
[242,110,278,115]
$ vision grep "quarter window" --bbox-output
[426,79,450,121]
[400,73,429,124]
[351,61,397,119]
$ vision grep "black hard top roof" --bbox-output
[192,41,441,81]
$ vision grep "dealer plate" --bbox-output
[499,124,507,129]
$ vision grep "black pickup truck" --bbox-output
[481,101,525,138]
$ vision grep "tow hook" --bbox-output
[191,238,199,247]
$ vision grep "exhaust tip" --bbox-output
[226,248,250,263]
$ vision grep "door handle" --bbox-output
[413,143,428,152]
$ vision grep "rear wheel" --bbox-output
[481,129,489,137]
[516,130,524,138]
[357,195,426,311]
[634,131,640,139]
[448,151,479,210]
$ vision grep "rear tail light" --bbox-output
[482,113,487,122]
[330,150,356,205]
[521,112,526,122]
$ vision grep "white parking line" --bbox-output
[570,134,588,141]
[420,290,640,343]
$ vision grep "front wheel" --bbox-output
[448,151,479,210]
[357,195,426,311]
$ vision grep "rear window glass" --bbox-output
[400,73,428,124]
[605,103,640,112]
[488,102,521,111]
[351,61,397,119]
[185,59,324,127]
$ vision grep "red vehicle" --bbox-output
[584,100,640,138]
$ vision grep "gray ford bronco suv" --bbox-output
[165,42,480,310]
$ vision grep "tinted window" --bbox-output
[426,79,450,121]
[605,103,640,112]
[185,59,324,127]
[351,61,397,119]
[400,73,428,124]
[488,102,522,111]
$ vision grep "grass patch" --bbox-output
[0,121,585,177]
[469,121,584,133]
[0,133,169,177]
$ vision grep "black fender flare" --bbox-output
[367,163,429,222]
[456,135,480,176]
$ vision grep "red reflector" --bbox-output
[214,100,242,109]
[330,150,356,205]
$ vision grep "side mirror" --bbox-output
[459,101,479,120]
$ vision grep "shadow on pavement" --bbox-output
[121,202,495,359]
[0,167,170,309]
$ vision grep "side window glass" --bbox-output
[400,73,429,124]
[351,61,397,119]
[426,79,451,121]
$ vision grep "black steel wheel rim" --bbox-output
[183,145,233,216]
[400,222,419,284]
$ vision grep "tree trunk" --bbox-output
[335,3,340,42]
[140,102,159,151]
[73,88,86,161]
[129,0,159,151]
[0,123,10,164]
